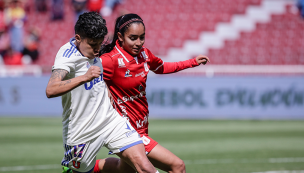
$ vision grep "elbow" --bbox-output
[45,88,55,98]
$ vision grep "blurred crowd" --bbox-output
[297,0,304,18]
[72,0,122,22]
[0,0,122,66]
[0,0,40,65]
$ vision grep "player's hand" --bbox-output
[196,55,210,65]
[84,66,101,82]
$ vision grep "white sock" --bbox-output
[156,171,159,173]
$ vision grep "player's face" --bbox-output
[118,23,145,57]
[76,35,104,59]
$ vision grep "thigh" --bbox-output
[147,144,183,172]
[116,143,151,171]
[106,115,142,154]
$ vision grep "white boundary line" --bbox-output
[180,65,304,75]
[252,171,304,173]
[0,164,58,172]
[1,158,303,172]
[184,157,304,165]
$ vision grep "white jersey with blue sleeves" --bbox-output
[52,38,119,145]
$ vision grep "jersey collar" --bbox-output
[70,37,84,57]
[115,40,139,63]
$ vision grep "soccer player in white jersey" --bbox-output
[46,12,158,173]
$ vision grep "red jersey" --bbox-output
[101,41,199,135]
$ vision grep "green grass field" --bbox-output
[0,117,303,173]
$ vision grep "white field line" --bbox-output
[0,164,58,172]
[183,157,304,165]
[1,158,304,172]
[252,171,304,173]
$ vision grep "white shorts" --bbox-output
[61,117,142,173]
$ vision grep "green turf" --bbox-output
[0,117,303,173]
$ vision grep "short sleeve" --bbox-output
[145,48,164,71]
[52,47,76,73]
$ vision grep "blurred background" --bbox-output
[0,0,303,172]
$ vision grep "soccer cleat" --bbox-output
[62,166,72,173]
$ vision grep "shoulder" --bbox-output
[142,46,152,55]
[100,48,122,66]
[56,42,78,59]
[100,52,118,69]
[100,48,120,60]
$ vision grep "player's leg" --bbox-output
[94,157,135,173]
[115,143,156,173]
[147,144,185,173]
[94,144,156,173]
[95,115,157,173]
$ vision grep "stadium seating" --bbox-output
[207,5,304,65]
[24,0,303,67]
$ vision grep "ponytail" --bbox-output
[100,13,144,55]
[100,16,123,55]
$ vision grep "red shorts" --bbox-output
[139,134,158,154]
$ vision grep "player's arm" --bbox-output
[153,54,210,74]
[46,66,101,98]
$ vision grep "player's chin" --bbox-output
[131,49,140,56]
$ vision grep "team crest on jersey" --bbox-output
[93,58,98,64]
[118,58,126,68]
[141,135,150,145]
[125,69,132,77]
[86,62,91,68]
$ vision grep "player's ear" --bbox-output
[117,32,123,42]
[75,34,81,43]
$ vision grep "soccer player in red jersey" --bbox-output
[94,13,210,173]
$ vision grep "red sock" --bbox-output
[93,159,101,173]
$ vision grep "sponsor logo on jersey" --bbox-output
[84,74,103,90]
[119,105,128,116]
[135,71,145,77]
[125,123,137,137]
[125,123,131,130]
[117,91,146,104]
[117,91,146,116]
[141,135,150,145]
[125,69,132,77]
[136,115,148,129]
[118,58,126,68]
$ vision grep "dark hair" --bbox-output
[100,13,144,55]
[74,11,108,39]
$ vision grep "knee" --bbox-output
[172,159,186,172]
[137,159,155,173]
